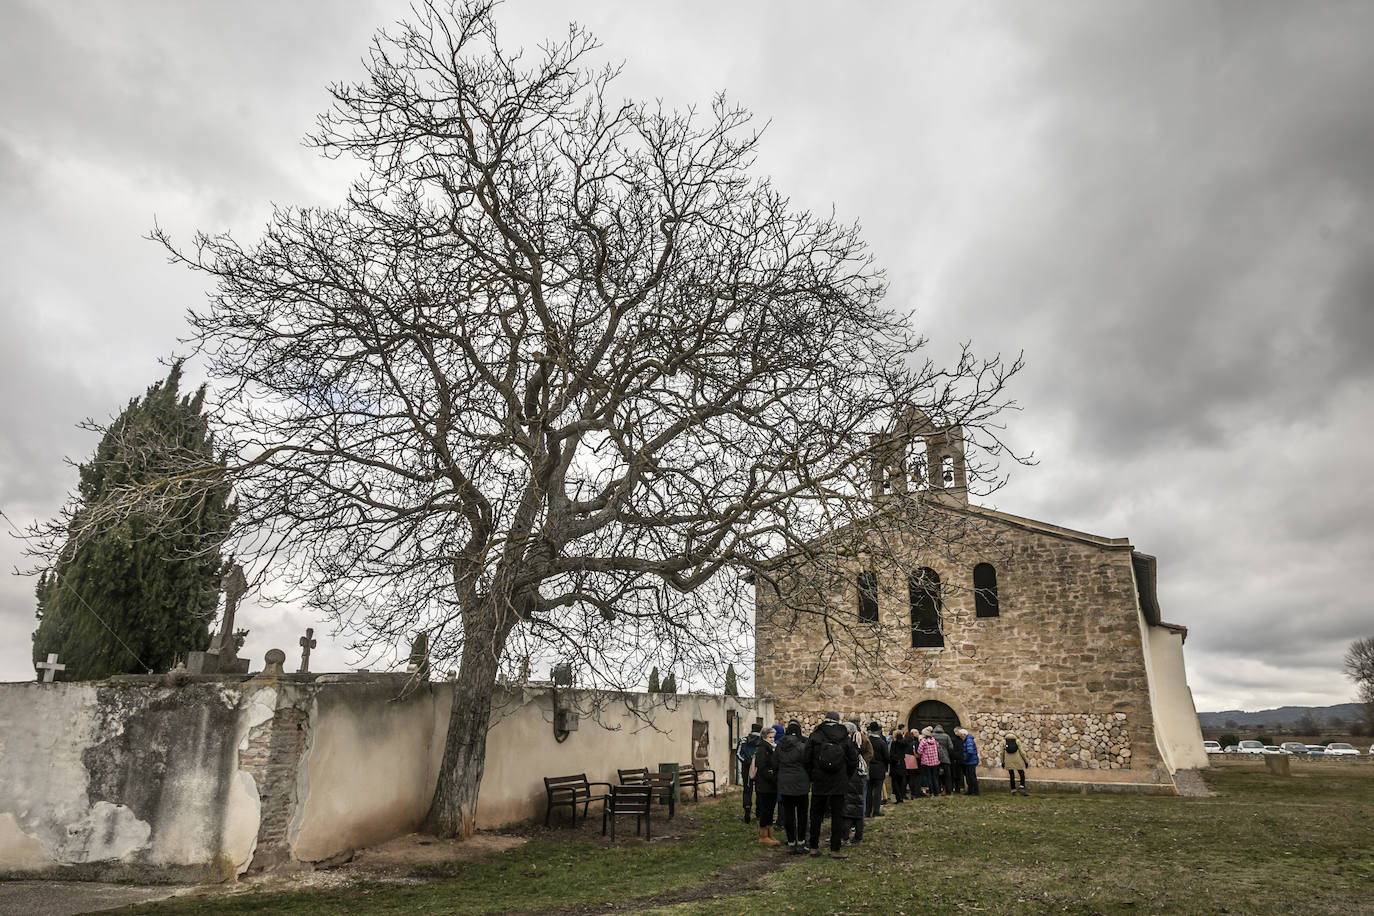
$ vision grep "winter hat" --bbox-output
[750,722,763,733]
[823,710,841,722]
[933,724,946,733]
[1005,734,1020,753]
[866,720,883,733]
[786,719,802,737]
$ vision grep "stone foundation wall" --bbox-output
[968,712,1132,769]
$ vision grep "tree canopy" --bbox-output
[123,0,1021,835]
[31,364,234,680]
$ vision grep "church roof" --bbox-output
[1131,551,1189,641]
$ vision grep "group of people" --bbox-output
[886,722,982,799]
[737,712,1029,859]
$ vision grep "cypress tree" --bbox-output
[32,364,235,679]
[660,671,677,694]
[647,666,660,693]
[723,663,738,696]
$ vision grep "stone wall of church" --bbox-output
[754,508,1163,773]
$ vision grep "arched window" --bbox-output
[974,563,999,618]
[857,571,879,622]
[909,567,943,648]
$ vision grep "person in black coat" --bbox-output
[753,724,782,846]
[775,720,811,854]
[841,722,867,845]
[889,727,909,803]
[864,721,889,816]
[737,722,762,822]
[805,711,859,858]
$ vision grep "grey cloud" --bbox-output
[1,1,1369,712]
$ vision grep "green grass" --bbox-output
[120,764,1374,915]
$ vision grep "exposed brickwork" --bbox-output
[755,502,1164,771]
[239,696,309,871]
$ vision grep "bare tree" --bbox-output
[124,1,1020,836]
[1346,637,1374,731]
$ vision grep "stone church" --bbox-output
[753,409,1208,784]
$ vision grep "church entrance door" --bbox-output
[907,699,960,734]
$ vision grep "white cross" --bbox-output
[37,653,66,682]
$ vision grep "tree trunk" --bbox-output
[419,614,508,838]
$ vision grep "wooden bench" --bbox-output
[601,784,653,840]
[677,762,717,801]
[543,773,612,827]
[617,768,675,819]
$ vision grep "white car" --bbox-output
[1235,740,1266,755]
[1324,743,1360,756]
[1262,745,1285,754]
[1203,740,1223,754]
[1279,742,1308,755]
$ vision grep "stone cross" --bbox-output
[37,653,65,682]
[209,562,248,658]
[297,628,317,673]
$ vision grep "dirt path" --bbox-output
[511,848,789,915]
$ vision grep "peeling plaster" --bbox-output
[0,812,52,871]
[0,684,101,868]
[57,801,151,863]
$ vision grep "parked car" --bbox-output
[1306,745,1327,755]
[1262,745,1285,754]
[1203,740,1223,754]
[1279,742,1309,755]
[1235,740,1266,755]
[1325,743,1360,756]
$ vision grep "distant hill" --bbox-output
[1197,702,1364,729]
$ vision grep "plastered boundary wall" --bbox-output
[0,676,771,880]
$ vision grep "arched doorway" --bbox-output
[907,699,960,734]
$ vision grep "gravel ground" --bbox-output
[0,881,187,916]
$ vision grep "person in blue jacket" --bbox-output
[956,727,980,796]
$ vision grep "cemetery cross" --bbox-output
[297,628,316,673]
[37,653,66,682]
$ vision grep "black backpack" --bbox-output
[817,734,846,775]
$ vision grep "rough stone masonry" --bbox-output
[754,408,1205,780]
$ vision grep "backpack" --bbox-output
[738,733,760,763]
[817,734,846,775]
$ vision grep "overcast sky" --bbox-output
[2,1,1370,712]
